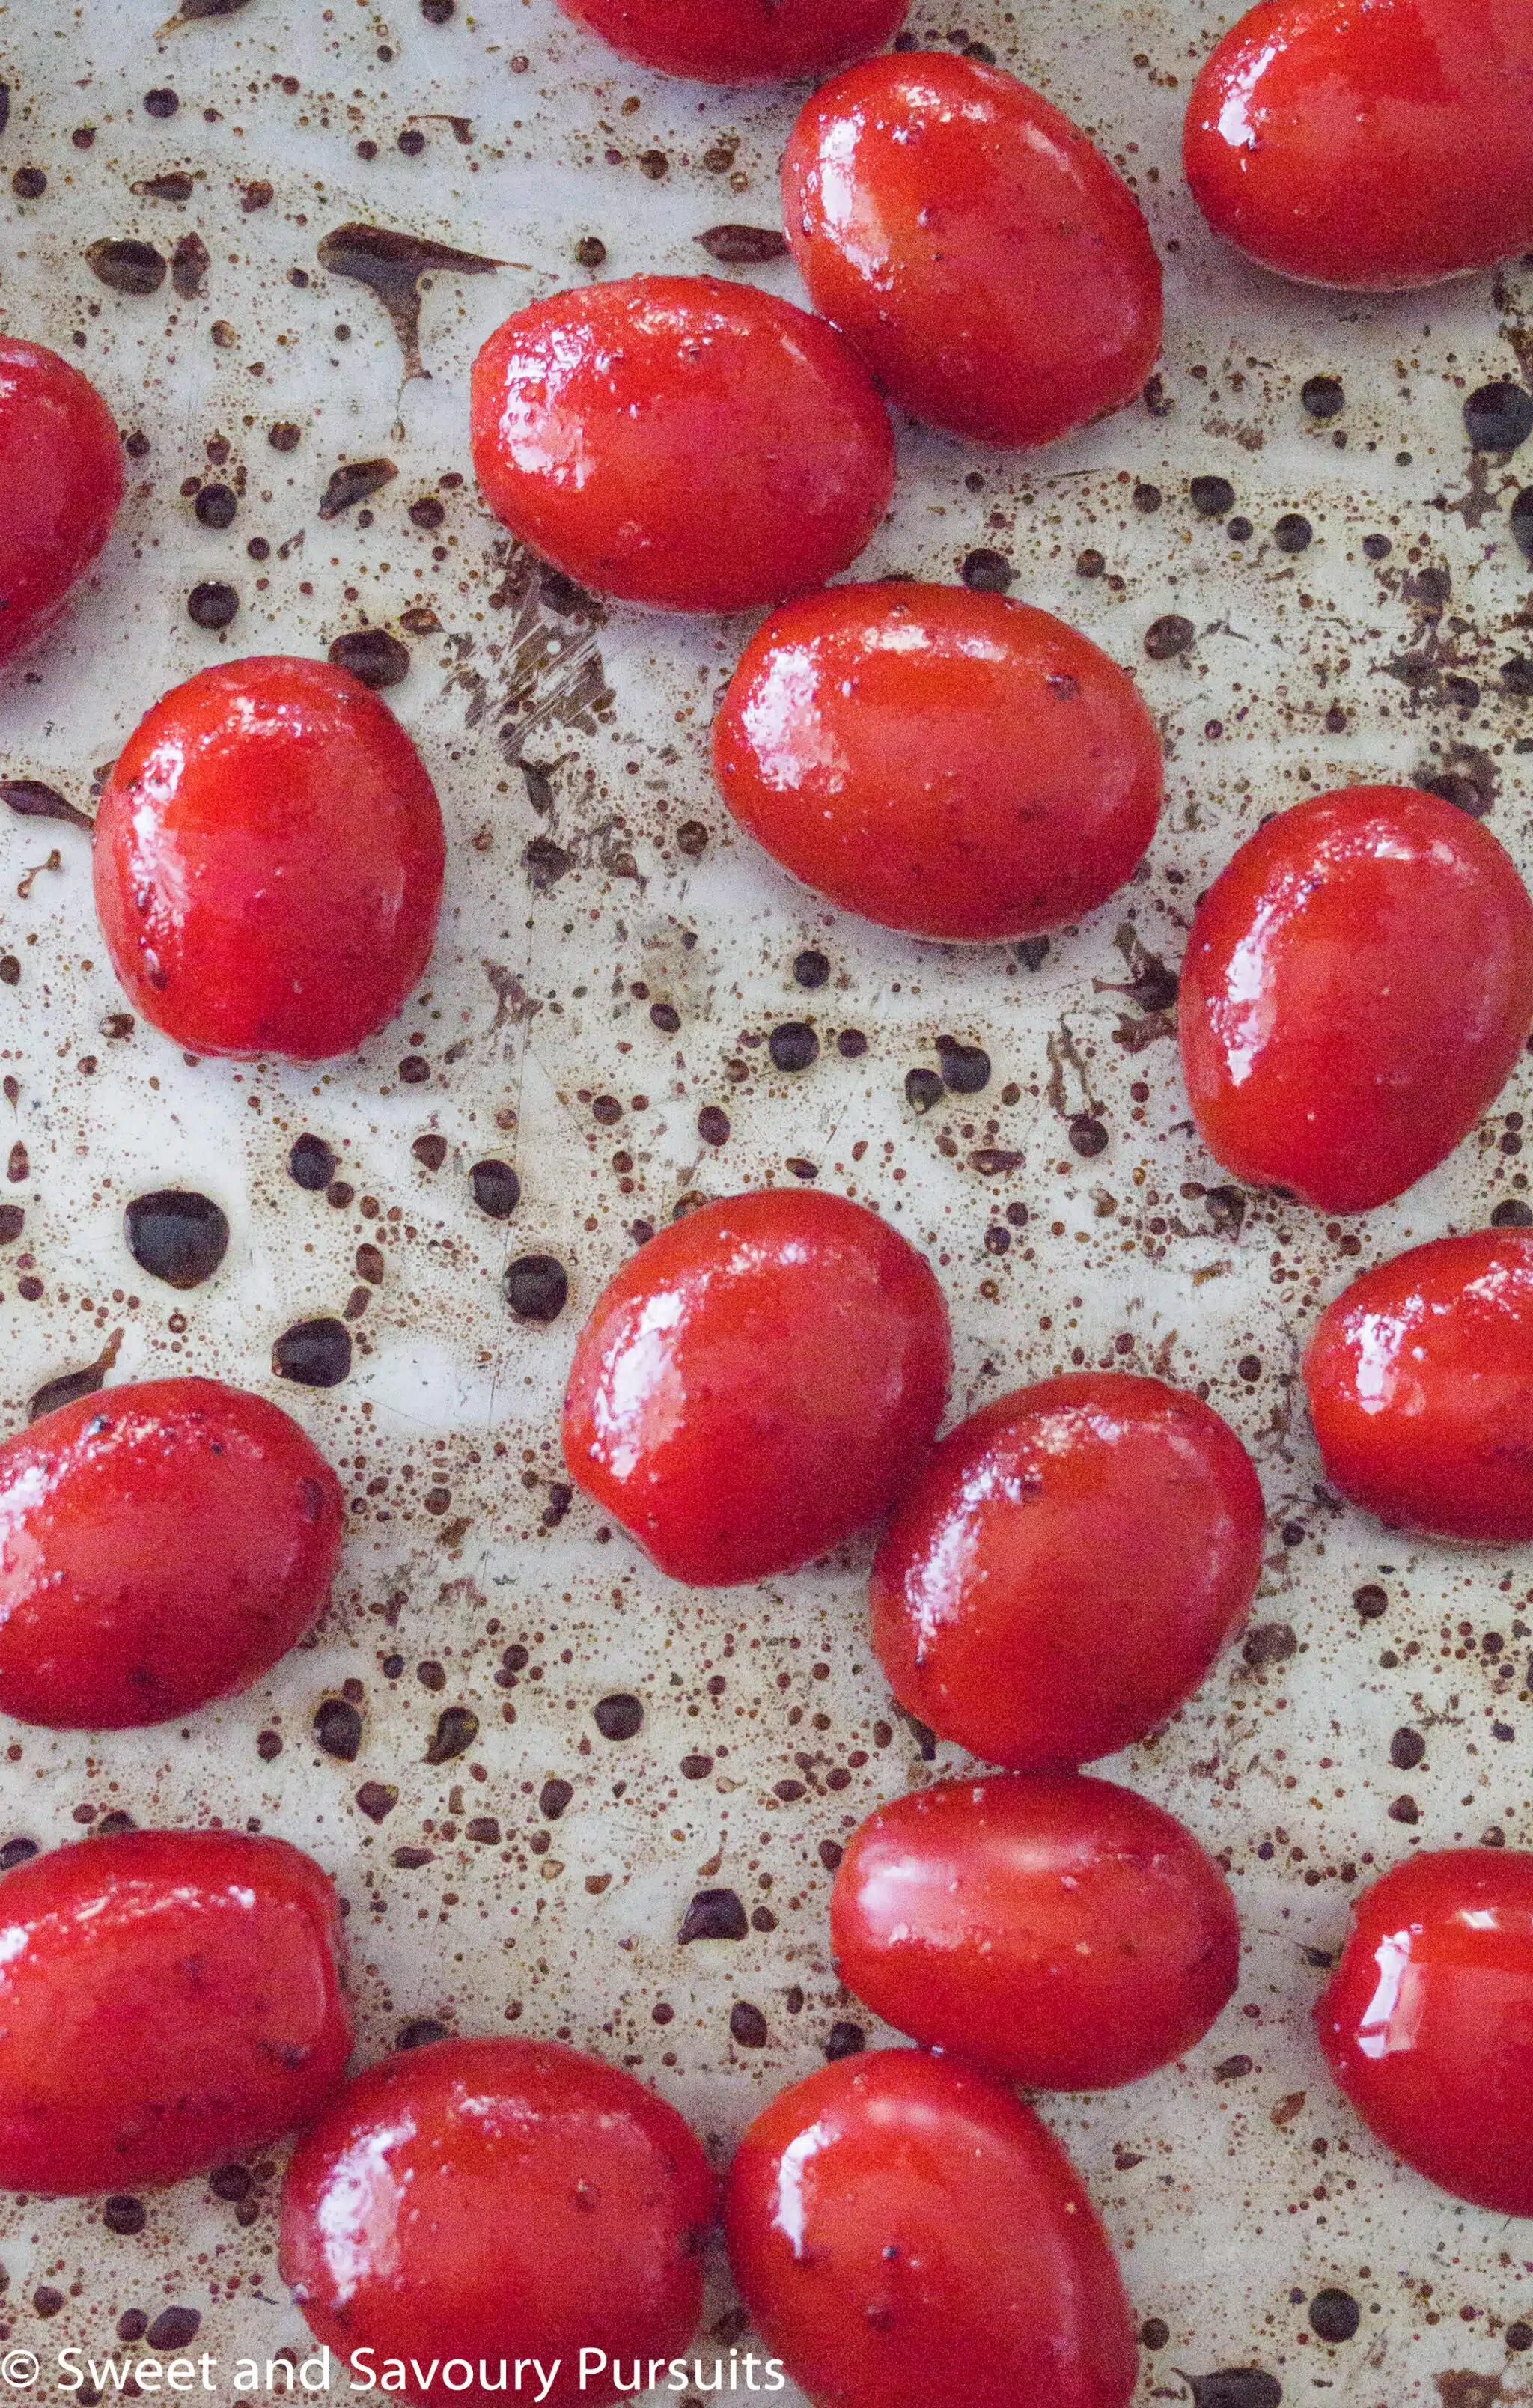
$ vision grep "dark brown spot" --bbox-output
[355,1781,397,1823]
[1308,2290,1360,2343]
[171,231,210,297]
[87,238,167,294]
[316,222,502,380]
[1273,513,1313,553]
[287,1133,337,1191]
[1242,1622,1296,1667]
[194,483,237,529]
[938,1036,990,1094]
[318,457,397,518]
[698,1106,730,1147]
[1,780,92,831]
[1190,474,1235,517]
[505,1254,567,1323]
[1300,374,1344,420]
[143,87,180,117]
[28,1330,124,1424]
[314,1698,362,1761]
[825,2021,865,2061]
[960,547,1014,592]
[793,949,830,989]
[124,1189,229,1289]
[1353,1584,1389,1619]
[729,2001,768,2048]
[1390,1728,1425,1770]
[769,1022,819,1073]
[594,1694,642,1740]
[1387,1793,1420,1825]
[680,1889,748,1943]
[575,234,606,269]
[1145,614,1195,659]
[412,1133,447,1171]
[1465,382,1533,452]
[905,1067,944,1114]
[329,627,411,688]
[188,580,238,628]
[1179,2376,1281,2408]
[424,1707,478,1765]
[103,2197,147,2236]
[273,1317,352,1387]
[695,224,790,263]
[539,1778,573,1820]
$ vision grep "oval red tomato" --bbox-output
[832,1775,1240,2089]
[93,656,445,1061]
[1185,0,1533,290]
[555,0,908,82]
[471,278,894,612]
[782,52,1162,449]
[725,2048,1136,2408]
[1317,1847,1533,2213]
[562,1189,951,1586]
[281,2037,717,2408]
[1304,1230,1533,1540]
[0,1829,350,2194]
[713,583,1163,942]
[0,338,124,668]
[1180,787,1533,1213]
[870,1373,1264,1770]
[0,1376,344,1729]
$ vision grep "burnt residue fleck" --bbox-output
[424,1704,479,1764]
[188,580,238,629]
[594,1693,643,1741]
[680,1889,748,1943]
[793,949,830,990]
[1145,614,1195,659]
[288,1132,337,1190]
[143,87,180,118]
[316,222,503,380]
[314,1698,362,1761]
[540,1778,573,1820]
[0,1837,37,1870]
[1465,381,1533,452]
[1492,1198,1533,1227]
[273,1317,352,1387]
[960,547,1014,593]
[146,2311,199,2352]
[1190,474,1235,518]
[470,1159,520,1219]
[1242,1622,1296,1668]
[1390,1727,1426,1769]
[905,1067,944,1114]
[398,2017,450,2049]
[318,458,397,519]
[171,231,210,296]
[87,238,167,295]
[575,234,606,269]
[1388,1794,1421,1825]
[938,1037,990,1094]
[134,171,194,203]
[329,627,411,688]
[730,2001,769,2049]
[1178,2377,1281,2408]
[11,168,45,199]
[194,483,237,529]
[124,1189,230,1289]
[103,2198,147,2237]
[697,1106,730,1147]
[1273,513,1314,553]
[1300,374,1344,421]
[1070,1115,1109,1157]
[356,1781,397,1823]
[1511,487,1533,562]
[28,1330,123,1424]
[0,1206,22,1243]
[1308,2292,1360,2343]
[523,835,572,891]
[825,2022,865,2061]
[769,1022,819,1074]
[1353,1583,1389,1619]
[505,1254,567,1323]
[695,224,789,264]
[1,780,92,831]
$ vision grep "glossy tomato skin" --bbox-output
[470,278,894,613]
[1184,0,1533,290]
[713,585,1163,942]
[0,1377,344,1729]
[93,656,445,1061]
[0,1829,350,2194]
[0,338,124,668]
[1180,788,1533,1213]
[782,52,1162,450]
[870,1374,1265,1770]
[832,1775,1240,2089]
[280,2037,717,2408]
[1317,1848,1533,2212]
[1304,1231,1533,1541]
[562,1189,951,1587]
[725,2049,1136,2408]
[555,0,909,82]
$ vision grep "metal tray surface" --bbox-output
[1,0,1532,2399]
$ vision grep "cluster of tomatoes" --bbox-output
[5,0,1533,2401]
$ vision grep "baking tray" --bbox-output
[1,0,1532,2397]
